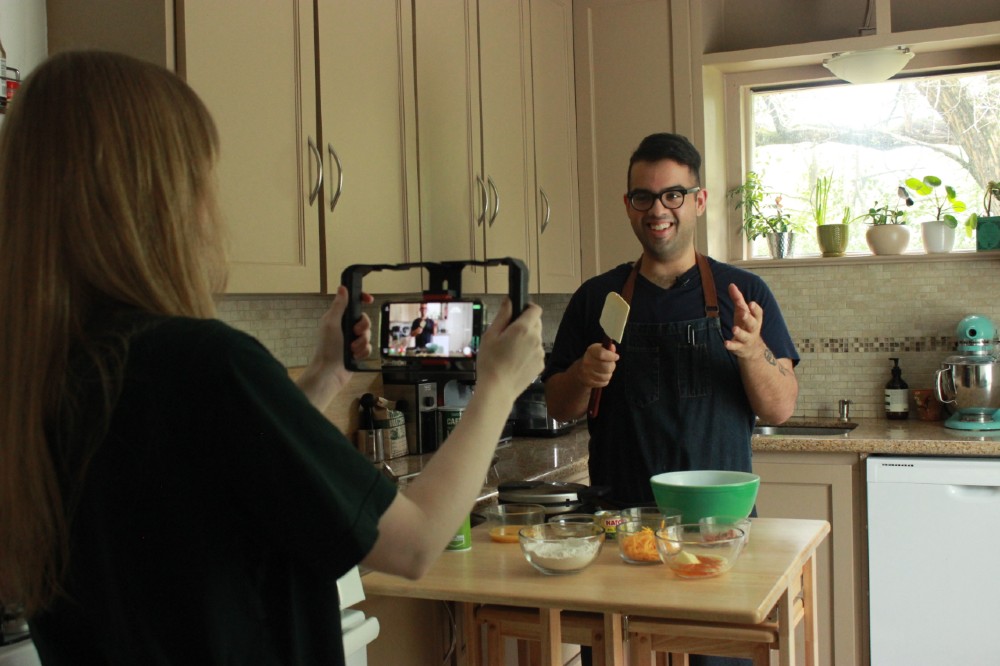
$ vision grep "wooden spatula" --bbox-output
[587,291,630,418]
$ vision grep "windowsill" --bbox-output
[733,249,1000,268]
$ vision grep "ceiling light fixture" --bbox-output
[823,46,914,84]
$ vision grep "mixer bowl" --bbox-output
[936,357,1000,413]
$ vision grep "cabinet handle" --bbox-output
[487,176,500,227]
[476,175,488,227]
[540,188,551,234]
[328,143,344,213]
[307,137,323,206]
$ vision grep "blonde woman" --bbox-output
[0,51,543,665]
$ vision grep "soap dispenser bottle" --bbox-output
[884,357,909,420]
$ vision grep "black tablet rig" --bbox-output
[340,257,529,381]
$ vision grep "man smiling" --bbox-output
[544,131,799,503]
[543,132,799,665]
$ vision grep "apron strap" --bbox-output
[696,253,719,319]
[623,253,718,318]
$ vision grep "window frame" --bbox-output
[716,48,1000,264]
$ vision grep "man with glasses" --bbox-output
[544,133,798,663]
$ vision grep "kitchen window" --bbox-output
[731,67,1000,260]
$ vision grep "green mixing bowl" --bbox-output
[649,470,759,523]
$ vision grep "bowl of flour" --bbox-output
[518,523,605,575]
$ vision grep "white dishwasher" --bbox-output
[867,456,1000,665]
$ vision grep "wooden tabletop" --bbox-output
[362,517,830,625]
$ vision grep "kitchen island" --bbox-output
[361,417,997,666]
[364,517,829,666]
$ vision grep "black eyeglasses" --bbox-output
[627,187,701,211]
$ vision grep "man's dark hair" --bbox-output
[627,133,703,188]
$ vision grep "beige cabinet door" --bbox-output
[415,0,535,296]
[316,0,421,295]
[478,0,535,294]
[753,452,865,666]
[574,0,676,278]
[47,0,323,294]
[181,1,322,293]
[530,0,581,293]
[414,0,487,294]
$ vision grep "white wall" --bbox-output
[0,0,47,128]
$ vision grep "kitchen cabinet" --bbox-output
[753,451,867,666]
[48,0,321,293]
[529,0,582,294]
[315,0,421,295]
[47,0,420,295]
[573,0,699,278]
[414,0,580,295]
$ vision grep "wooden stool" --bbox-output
[475,605,610,666]
[627,596,804,666]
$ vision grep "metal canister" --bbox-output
[594,510,623,540]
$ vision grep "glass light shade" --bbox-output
[823,47,914,84]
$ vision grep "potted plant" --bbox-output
[727,172,802,258]
[812,175,849,257]
[860,187,913,255]
[903,175,977,254]
[975,180,1000,251]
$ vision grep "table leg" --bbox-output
[802,553,818,666]
[602,612,624,665]
[777,586,796,666]
[539,608,563,666]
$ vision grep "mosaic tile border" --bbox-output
[796,336,957,355]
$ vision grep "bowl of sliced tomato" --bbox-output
[654,522,747,579]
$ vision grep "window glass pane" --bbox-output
[748,71,1000,258]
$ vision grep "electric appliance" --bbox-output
[511,375,582,437]
[867,456,1000,664]
[935,314,1000,430]
[382,381,440,455]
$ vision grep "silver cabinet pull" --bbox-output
[307,137,323,206]
[540,188,551,234]
[476,175,488,227]
[327,143,344,213]
[487,176,500,227]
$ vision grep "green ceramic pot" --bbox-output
[977,216,1000,251]
[816,223,849,257]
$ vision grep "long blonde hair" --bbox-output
[0,51,226,613]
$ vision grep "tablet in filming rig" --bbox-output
[380,299,484,360]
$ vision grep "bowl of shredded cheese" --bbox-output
[518,523,605,575]
[616,508,681,565]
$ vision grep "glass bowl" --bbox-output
[483,503,547,543]
[616,509,681,565]
[547,513,601,527]
[654,523,747,579]
[518,523,605,575]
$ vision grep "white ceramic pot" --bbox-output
[920,220,956,253]
[865,224,910,255]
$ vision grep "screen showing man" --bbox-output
[382,300,483,358]
[411,303,435,348]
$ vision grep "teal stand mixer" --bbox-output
[935,315,1000,431]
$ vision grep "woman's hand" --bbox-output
[474,298,545,404]
[296,285,373,409]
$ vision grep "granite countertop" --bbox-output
[752,417,1000,456]
[375,416,1000,511]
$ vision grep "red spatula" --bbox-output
[587,291,630,418]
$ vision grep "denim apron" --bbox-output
[587,253,754,506]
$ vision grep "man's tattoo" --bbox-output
[763,348,789,376]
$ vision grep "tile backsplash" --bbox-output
[217,254,1000,423]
